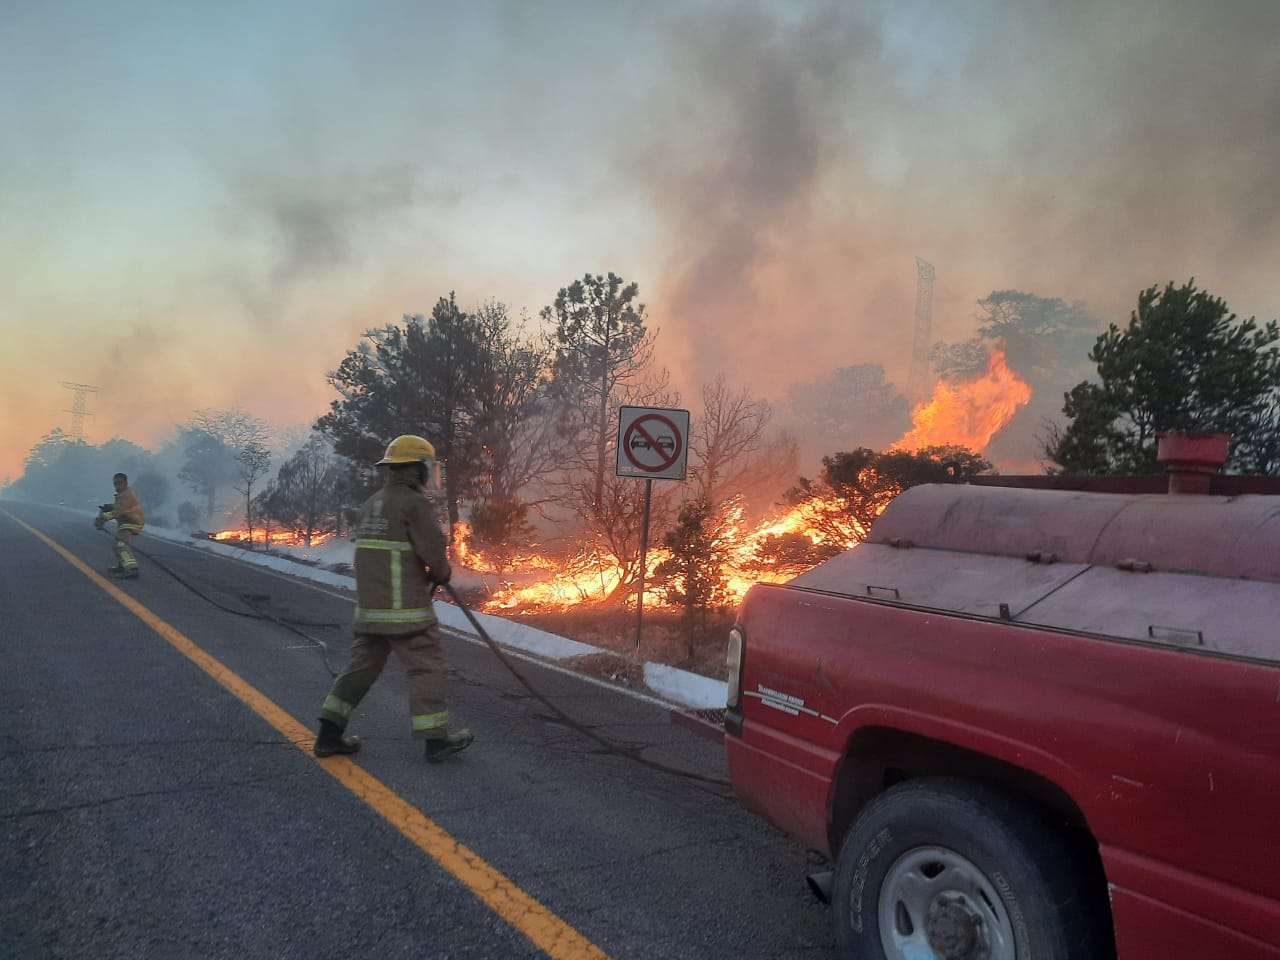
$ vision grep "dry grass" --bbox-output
[562,652,645,686]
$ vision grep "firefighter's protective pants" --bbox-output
[320,627,450,739]
[113,524,141,573]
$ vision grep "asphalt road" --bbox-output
[0,502,834,960]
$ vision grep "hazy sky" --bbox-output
[3,0,1279,480]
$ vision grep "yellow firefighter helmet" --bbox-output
[376,434,436,465]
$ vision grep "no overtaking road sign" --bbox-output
[616,406,690,481]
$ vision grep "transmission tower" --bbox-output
[60,381,101,441]
[909,257,936,408]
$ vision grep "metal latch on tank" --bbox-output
[1117,558,1154,573]
[1148,624,1205,647]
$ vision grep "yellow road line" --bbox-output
[2,510,612,960]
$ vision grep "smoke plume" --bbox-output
[630,0,1280,465]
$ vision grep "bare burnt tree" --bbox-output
[261,435,350,545]
[181,408,273,524]
[233,441,271,547]
[690,374,797,510]
[189,408,272,451]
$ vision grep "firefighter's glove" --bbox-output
[94,515,105,530]
[431,563,453,587]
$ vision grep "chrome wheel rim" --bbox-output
[877,846,1016,960]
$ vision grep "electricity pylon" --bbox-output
[60,382,100,442]
[909,258,935,409]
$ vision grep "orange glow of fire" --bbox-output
[452,521,558,574]
[474,496,865,614]
[484,548,643,611]
[211,528,335,548]
[720,498,863,598]
[457,350,1028,615]
[891,348,1032,453]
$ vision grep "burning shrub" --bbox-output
[787,446,992,545]
[466,498,536,573]
[746,531,841,570]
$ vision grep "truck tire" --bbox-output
[831,777,1109,960]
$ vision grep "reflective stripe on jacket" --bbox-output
[352,470,451,635]
[103,486,145,531]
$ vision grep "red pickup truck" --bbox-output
[725,469,1280,959]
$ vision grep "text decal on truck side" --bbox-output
[745,684,837,724]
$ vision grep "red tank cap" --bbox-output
[1156,431,1229,494]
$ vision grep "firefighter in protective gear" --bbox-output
[314,435,474,763]
[95,473,145,579]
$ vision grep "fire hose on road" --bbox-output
[108,529,732,792]
[98,528,344,677]
[440,581,732,791]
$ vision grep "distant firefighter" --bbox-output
[95,472,145,579]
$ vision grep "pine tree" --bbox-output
[1046,281,1280,473]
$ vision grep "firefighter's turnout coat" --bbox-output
[102,486,145,532]
[320,469,455,738]
[351,470,451,634]
[98,484,145,574]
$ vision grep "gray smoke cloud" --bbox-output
[633,4,884,386]
[629,0,1280,465]
[215,162,424,326]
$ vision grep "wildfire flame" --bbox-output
[211,528,335,548]
[891,348,1032,453]
[477,497,864,613]
[484,549,640,610]
[452,521,558,573]
[468,352,1031,614]
[720,498,865,598]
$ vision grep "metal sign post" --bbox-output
[635,478,653,659]
[616,405,691,659]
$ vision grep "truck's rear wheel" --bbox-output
[831,778,1107,960]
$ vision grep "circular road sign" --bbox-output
[622,413,684,474]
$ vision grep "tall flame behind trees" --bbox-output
[891,349,1032,453]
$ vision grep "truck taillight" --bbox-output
[726,626,744,708]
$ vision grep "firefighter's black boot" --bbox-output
[314,719,361,757]
[423,728,474,763]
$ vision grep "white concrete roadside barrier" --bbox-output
[433,602,599,660]
[643,662,728,710]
